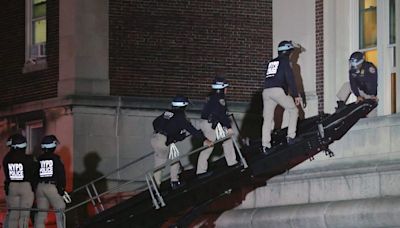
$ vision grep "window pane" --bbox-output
[361,0,376,9]
[365,49,378,66]
[33,0,46,4]
[33,3,46,18]
[359,0,377,49]
[33,19,46,44]
[389,0,396,44]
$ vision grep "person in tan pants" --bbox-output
[151,95,212,189]
[336,51,378,117]
[35,135,66,228]
[262,41,301,154]
[196,76,238,177]
[2,134,35,228]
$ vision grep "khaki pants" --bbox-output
[4,182,34,228]
[34,183,66,228]
[337,82,377,117]
[151,133,181,185]
[262,88,299,148]
[196,120,237,174]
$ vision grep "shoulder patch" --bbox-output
[369,66,376,74]
[219,99,226,106]
[163,111,174,119]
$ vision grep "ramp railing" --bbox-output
[65,132,247,216]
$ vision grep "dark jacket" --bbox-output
[201,93,231,129]
[37,152,66,194]
[3,149,36,193]
[153,109,206,145]
[264,55,298,97]
[349,61,378,96]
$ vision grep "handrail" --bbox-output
[71,151,155,194]
[66,133,246,214]
[65,135,236,213]
[66,114,247,217]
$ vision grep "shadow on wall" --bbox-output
[68,151,107,227]
[291,44,306,120]
[239,90,287,142]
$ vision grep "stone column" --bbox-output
[397,0,400,112]
[58,0,109,96]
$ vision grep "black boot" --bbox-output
[336,101,346,112]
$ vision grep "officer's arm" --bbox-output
[30,158,39,192]
[183,120,205,140]
[55,157,66,193]
[211,98,231,128]
[2,157,7,178]
[349,73,361,97]
[218,110,232,129]
[3,158,9,195]
[284,60,299,97]
[370,65,378,96]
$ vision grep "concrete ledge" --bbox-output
[216,196,400,228]
[0,95,253,117]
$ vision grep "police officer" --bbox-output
[196,76,238,177]
[34,135,66,228]
[336,51,378,116]
[2,133,35,228]
[151,95,212,189]
[262,40,302,154]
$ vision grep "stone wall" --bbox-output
[216,114,400,227]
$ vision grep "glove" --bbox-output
[62,191,72,204]
[168,143,180,160]
[57,187,65,196]
[215,123,226,140]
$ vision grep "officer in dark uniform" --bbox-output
[337,51,378,116]
[2,133,35,228]
[196,76,238,177]
[34,135,66,228]
[151,95,213,189]
[262,40,302,154]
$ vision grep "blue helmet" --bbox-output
[41,135,59,149]
[9,134,27,149]
[211,76,229,89]
[171,95,189,107]
[278,40,294,53]
[349,51,364,69]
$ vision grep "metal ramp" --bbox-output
[65,128,248,227]
[65,100,377,228]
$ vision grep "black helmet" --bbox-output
[278,40,294,53]
[9,134,27,149]
[211,76,229,89]
[171,95,189,107]
[349,51,364,69]
[41,135,59,149]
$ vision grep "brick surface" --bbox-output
[0,1,59,106]
[0,1,272,105]
[315,0,324,112]
[109,0,273,101]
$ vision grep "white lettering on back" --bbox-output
[266,61,280,78]
[8,163,24,180]
[39,160,54,178]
